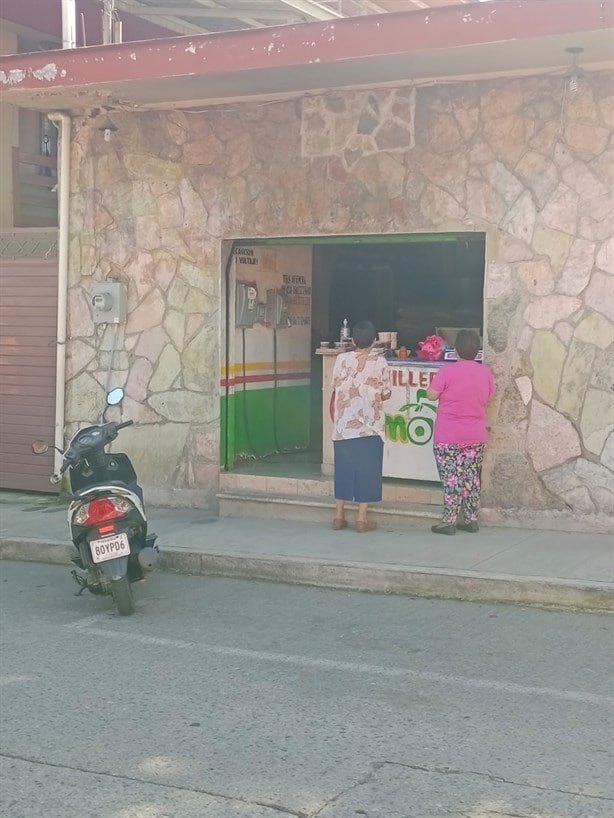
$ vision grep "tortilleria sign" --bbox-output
[383,365,441,482]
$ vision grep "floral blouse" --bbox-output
[332,349,391,441]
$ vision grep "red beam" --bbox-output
[1,0,612,90]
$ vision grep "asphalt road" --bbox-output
[0,562,613,818]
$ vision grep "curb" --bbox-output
[1,537,613,611]
[0,538,72,565]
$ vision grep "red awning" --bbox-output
[1,0,612,111]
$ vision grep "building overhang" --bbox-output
[1,0,612,112]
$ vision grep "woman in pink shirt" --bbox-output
[426,330,495,535]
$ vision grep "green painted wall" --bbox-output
[221,385,311,468]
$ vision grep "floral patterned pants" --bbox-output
[433,443,486,525]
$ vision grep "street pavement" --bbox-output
[1,561,613,818]
[0,491,613,609]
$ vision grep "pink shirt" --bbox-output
[430,361,495,445]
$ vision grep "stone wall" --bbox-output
[66,72,614,522]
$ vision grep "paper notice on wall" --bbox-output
[281,274,311,327]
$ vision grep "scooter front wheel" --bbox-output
[110,575,134,616]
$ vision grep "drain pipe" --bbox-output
[48,112,71,474]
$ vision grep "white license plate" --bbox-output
[90,533,130,564]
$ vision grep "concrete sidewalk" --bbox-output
[0,491,612,610]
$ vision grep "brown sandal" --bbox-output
[333,518,347,530]
[356,520,377,534]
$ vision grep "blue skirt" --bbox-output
[333,436,384,503]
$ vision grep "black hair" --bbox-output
[352,321,376,349]
[455,329,481,360]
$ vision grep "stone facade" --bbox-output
[66,72,614,523]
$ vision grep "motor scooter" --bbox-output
[33,388,158,615]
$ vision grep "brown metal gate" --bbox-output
[0,258,58,492]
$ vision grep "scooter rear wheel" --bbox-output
[110,575,134,616]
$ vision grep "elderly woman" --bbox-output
[331,321,391,533]
[426,329,495,535]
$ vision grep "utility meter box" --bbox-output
[265,289,289,329]
[92,282,127,324]
[236,281,258,328]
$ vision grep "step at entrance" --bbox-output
[218,473,443,528]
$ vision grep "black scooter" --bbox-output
[35,388,158,615]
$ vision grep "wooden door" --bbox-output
[0,259,58,492]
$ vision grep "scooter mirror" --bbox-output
[107,387,125,406]
[32,440,49,455]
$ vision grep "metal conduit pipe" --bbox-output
[48,112,71,474]
[61,0,77,49]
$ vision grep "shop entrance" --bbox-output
[221,233,486,483]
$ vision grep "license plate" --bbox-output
[90,533,130,564]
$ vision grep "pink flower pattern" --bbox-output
[434,443,485,524]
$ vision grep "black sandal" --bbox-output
[431,523,456,536]
[456,521,479,533]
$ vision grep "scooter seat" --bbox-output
[72,481,134,499]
